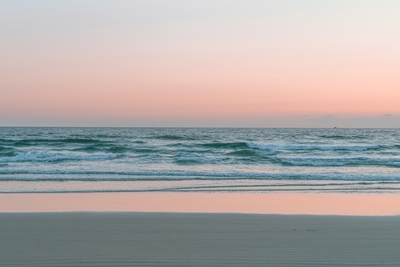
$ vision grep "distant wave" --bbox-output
[0,151,118,163]
[201,142,249,149]
[151,134,195,141]
[277,156,400,168]
[226,149,259,157]
[175,156,229,164]
[318,134,368,140]
[74,145,129,153]
[10,138,104,146]
[178,147,210,153]
[0,147,16,157]
[245,142,382,152]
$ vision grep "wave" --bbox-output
[72,146,160,154]
[0,146,16,157]
[201,142,249,149]
[226,149,259,157]
[152,134,195,141]
[178,147,210,153]
[72,145,103,152]
[319,134,368,140]
[277,156,400,168]
[74,145,129,153]
[0,139,15,145]
[106,146,129,153]
[0,151,118,163]
[175,156,228,164]
[246,142,382,152]
[2,138,105,147]
[132,140,146,144]
[319,135,348,139]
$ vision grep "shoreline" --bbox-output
[1,192,400,215]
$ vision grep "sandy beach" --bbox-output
[1,212,400,266]
[1,193,400,266]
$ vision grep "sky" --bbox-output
[1,0,400,127]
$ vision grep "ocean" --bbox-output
[1,127,400,193]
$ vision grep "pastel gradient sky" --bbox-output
[1,0,400,127]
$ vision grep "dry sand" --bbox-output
[1,212,400,266]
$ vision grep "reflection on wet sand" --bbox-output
[1,192,400,215]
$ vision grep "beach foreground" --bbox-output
[1,212,400,266]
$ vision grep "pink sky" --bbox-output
[1,1,400,127]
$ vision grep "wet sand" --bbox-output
[1,192,400,215]
[1,212,400,266]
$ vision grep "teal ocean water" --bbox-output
[1,127,400,193]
